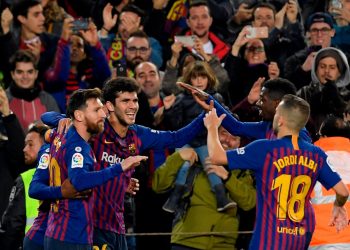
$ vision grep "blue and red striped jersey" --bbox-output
[226,135,341,250]
[45,126,124,244]
[91,114,205,233]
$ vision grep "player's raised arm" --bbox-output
[203,108,227,166]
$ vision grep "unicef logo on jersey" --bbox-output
[71,153,84,168]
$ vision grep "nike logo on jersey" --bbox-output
[104,139,114,144]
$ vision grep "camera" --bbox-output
[72,18,89,33]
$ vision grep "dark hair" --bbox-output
[120,4,145,26]
[182,60,218,91]
[9,50,38,71]
[252,2,276,18]
[66,88,102,120]
[127,30,150,46]
[263,78,297,101]
[314,48,346,76]
[188,0,211,18]
[11,0,41,25]
[102,77,140,104]
[27,123,49,141]
[280,94,310,131]
[319,115,350,138]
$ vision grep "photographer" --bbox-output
[44,17,111,112]
[224,26,280,107]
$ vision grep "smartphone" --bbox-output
[246,26,268,39]
[72,18,89,32]
[174,35,196,47]
[308,45,322,53]
[113,62,127,77]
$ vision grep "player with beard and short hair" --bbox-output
[205,95,349,250]
[41,77,206,250]
[40,88,147,249]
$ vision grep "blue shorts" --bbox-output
[44,237,92,250]
[93,227,127,250]
[23,236,44,250]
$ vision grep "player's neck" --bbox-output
[277,127,298,139]
[109,117,129,138]
[74,123,92,142]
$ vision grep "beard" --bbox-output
[86,119,104,135]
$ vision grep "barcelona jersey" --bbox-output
[91,113,205,233]
[226,136,341,250]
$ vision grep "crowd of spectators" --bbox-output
[1,0,350,249]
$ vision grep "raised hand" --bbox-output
[1,7,13,34]
[268,62,280,79]
[203,108,226,130]
[247,77,265,104]
[286,0,298,24]
[0,87,10,116]
[121,155,148,171]
[81,21,99,47]
[231,26,251,56]
[102,3,118,32]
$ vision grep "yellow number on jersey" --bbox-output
[271,174,312,222]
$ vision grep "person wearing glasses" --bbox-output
[98,4,163,71]
[284,12,336,90]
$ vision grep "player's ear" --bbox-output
[74,110,84,122]
[105,101,114,112]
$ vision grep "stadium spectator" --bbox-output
[224,28,280,107]
[284,12,336,90]
[152,126,256,250]
[0,0,59,86]
[6,50,59,131]
[99,3,163,69]
[44,17,111,112]
[0,86,25,219]
[0,124,49,250]
[297,47,350,140]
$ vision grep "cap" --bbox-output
[305,12,334,31]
